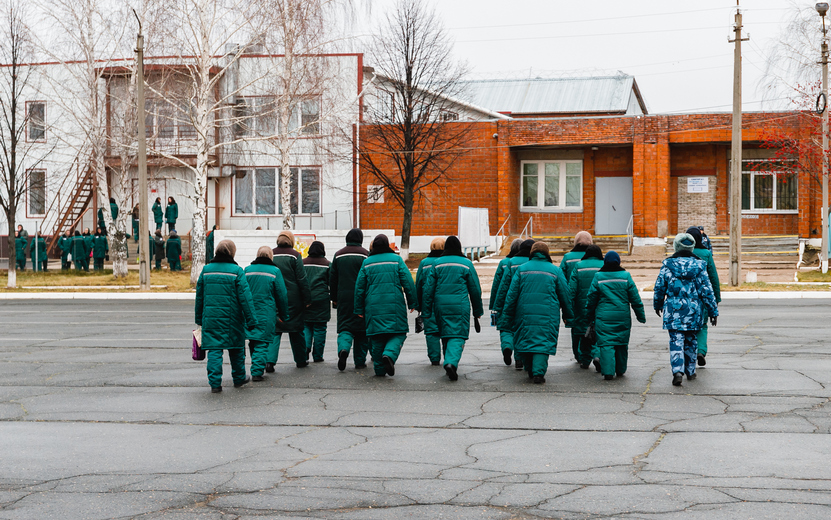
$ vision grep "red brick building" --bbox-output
[358,76,812,243]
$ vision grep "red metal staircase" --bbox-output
[45,156,95,257]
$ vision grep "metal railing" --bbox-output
[495,214,510,252]
[520,216,533,239]
[626,214,635,254]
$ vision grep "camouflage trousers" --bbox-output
[668,330,698,376]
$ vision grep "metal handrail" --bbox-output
[520,216,533,239]
[626,214,635,254]
[495,214,510,252]
[41,154,81,234]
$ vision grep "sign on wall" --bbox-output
[687,177,709,193]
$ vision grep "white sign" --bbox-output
[458,207,490,249]
[687,177,709,193]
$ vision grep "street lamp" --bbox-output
[819,3,830,273]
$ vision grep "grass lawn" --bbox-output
[1,263,194,292]
[796,270,831,282]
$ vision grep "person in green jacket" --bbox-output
[71,230,89,271]
[560,230,592,362]
[131,204,140,242]
[81,228,93,270]
[568,245,605,371]
[153,230,165,269]
[30,232,47,272]
[14,231,27,271]
[686,226,721,366]
[195,239,257,392]
[166,230,182,271]
[421,236,484,381]
[59,230,72,270]
[489,238,522,326]
[302,241,331,363]
[492,239,535,370]
[330,228,370,371]
[206,225,217,263]
[500,242,574,384]
[92,227,109,271]
[354,234,417,377]
[165,196,178,232]
[415,237,445,366]
[269,230,312,369]
[97,198,118,234]
[245,246,290,381]
[586,251,647,380]
[152,197,163,232]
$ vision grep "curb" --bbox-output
[0,292,195,300]
[639,291,831,300]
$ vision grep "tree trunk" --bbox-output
[400,188,414,262]
[190,145,209,285]
[110,216,129,278]
[6,208,15,288]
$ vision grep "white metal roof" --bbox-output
[457,75,646,115]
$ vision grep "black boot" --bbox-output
[604,374,614,381]
[672,373,683,386]
[337,350,348,371]
[382,355,395,376]
[265,363,275,373]
[444,364,458,381]
[503,350,512,366]
[593,358,601,373]
[697,354,706,367]
[532,375,545,384]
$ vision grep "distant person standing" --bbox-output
[14,230,27,271]
[303,241,331,363]
[131,204,140,242]
[421,236,483,381]
[93,228,109,271]
[415,237,445,366]
[585,251,646,380]
[31,232,47,272]
[500,242,573,384]
[152,197,163,232]
[16,224,27,239]
[195,239,257,393]
[82,228,93,271]
[354,234,417,378]
[166,230,182,271]
[686,226,720,367]
[71,230,88,272]
[206,225,217,263]
[153,230,165,270]
[59,230,72,270]
[244,246,289,381]
[97,198,118,234]
[269,231,312,370]
[653,233,719,387]
[329,228,370,371]
[165,196,178,232]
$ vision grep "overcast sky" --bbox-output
[358,0,810,114]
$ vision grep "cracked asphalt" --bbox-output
[0,298,830,519]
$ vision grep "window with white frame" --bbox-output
[145,99,196,140]
[741,159,797,212]
[27,102,46,142]
[234,96,319,137]
[521,160,582,210]
[27,169,46,215]
[234,167,321,215]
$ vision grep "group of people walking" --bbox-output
[194,225,721,392]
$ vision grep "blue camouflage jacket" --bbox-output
[653,253,719,331]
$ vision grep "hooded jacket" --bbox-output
[166,234,182,262]
[568,249,605,334]
[421,237,484,340]
[271,244,311,332]
[329,229,369,333]
[30,236,47,262]
[653,253,719,331]
[195,253,257,350]
[152,201,163,224]
[489,240,521,311]
[303,242,332,323]
[492,239,534,317]
[499,252,574,355]
[92,234,109,259]
[415,248,443,335]
[353,246,417,336]
[586,268,646,347]
[244,257,290,341]
[686,227,721,305]
[15,235,28,261]
[165,202,178,224]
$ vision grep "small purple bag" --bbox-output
[192,329,205,361]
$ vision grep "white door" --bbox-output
[595,177,633,235]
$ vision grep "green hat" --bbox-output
[673,233,696,253]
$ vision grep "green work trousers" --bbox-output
[169,259,181,271]
[441,337,466,368]
[426,333,442,364]
[369,333,406,376]
[599,344,628,377]
[697,320,709,357]
[155,257,162,270]
[206,348,246,389]
[521,353,550,377]
[268,331,307,365]
[248,339,269,377]
[61,256,69,270]
[15,258,25,270]
[577,334,601,367]
[74,259,88,272]
[337,331,368,367]
[304,322,327,362]
[571,330,583,361]
[499,330,514,354]
[94,258,104,271]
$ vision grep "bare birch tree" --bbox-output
[0,2,52,288]
[359,0,469,260]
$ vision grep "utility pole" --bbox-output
[728,5,748,287]
[134,10,151,291]
[818,3,830,273]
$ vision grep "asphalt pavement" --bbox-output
[1,298,830,519]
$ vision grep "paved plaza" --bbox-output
[0,298,830,519]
